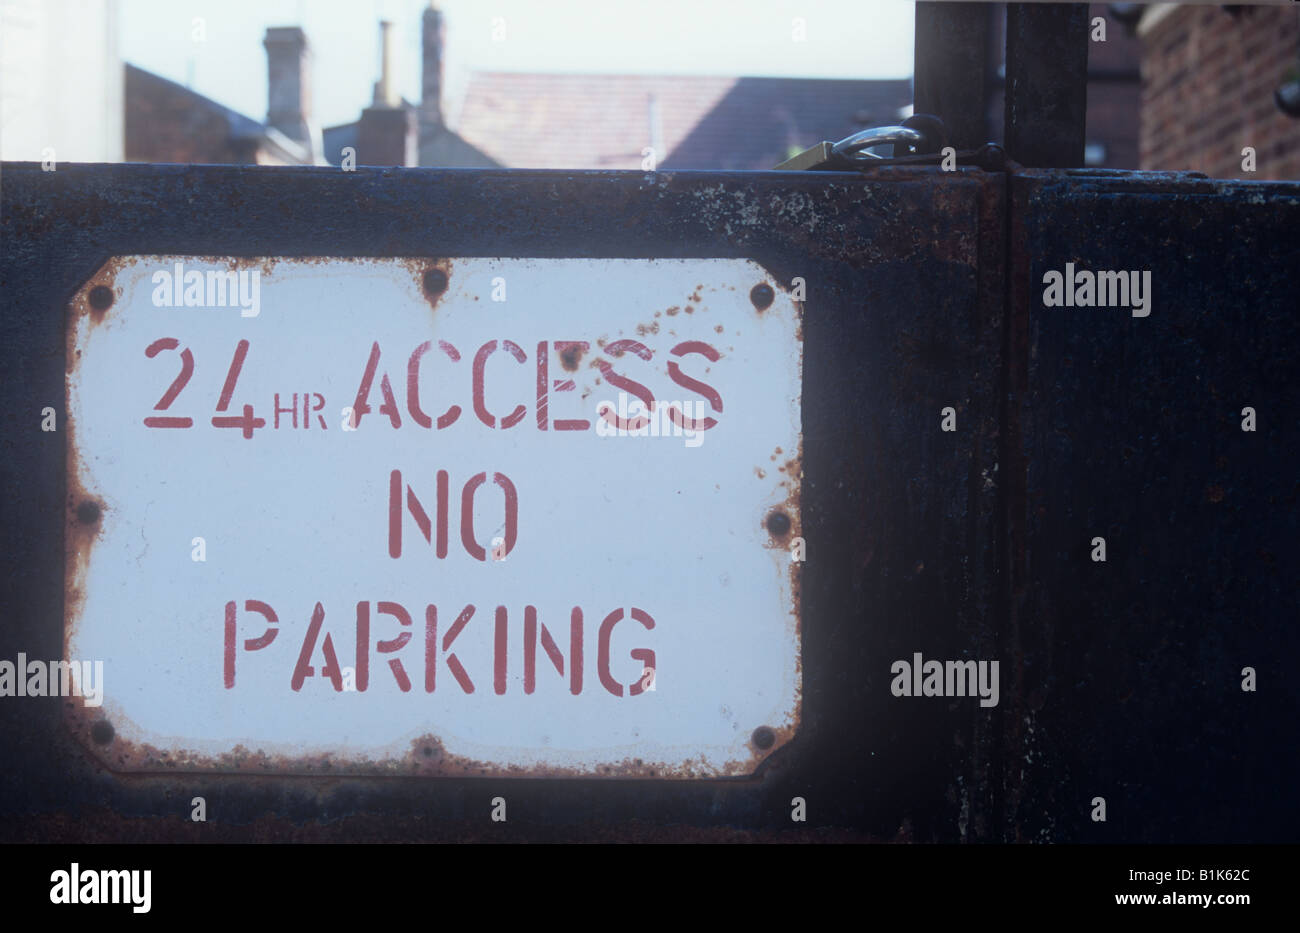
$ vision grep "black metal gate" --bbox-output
[2,156,1294,842]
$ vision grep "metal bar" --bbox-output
[1002,167,1300,842]
[1004,3,1089,168]
[913,1,992,152]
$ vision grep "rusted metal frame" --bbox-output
[1004,4,1089,168]
[1,161,1007,841]
[913,1,995,152]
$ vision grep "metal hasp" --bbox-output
[1004,3,1090,168]
[831,125,928,160]
[775,116,950,170]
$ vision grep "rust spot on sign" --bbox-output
[765,510,792,538]
[750,720,797,762]
[63,257,122,690]
[400,734,701,779]
[60,716,785,779]
[560,343,585,371]
[72,256,137,333]
[87,285,114,313]
[754,421,802,769]
[400,257,453,310]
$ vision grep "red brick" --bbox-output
[1140,6,1300,179]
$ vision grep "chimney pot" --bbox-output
[264,26,321,161]
[421,2,446,130]
[359,19,417,167]
[373,20,401,108]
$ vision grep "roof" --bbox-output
[418,124,501,168]
[322,107,501,168]
[125,63,313,165]
[322,122,359,164]
[454,73,915,170]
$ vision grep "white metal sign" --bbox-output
[65,256,801,777]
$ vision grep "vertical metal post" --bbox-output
[914,2,993,151]
[1004,3,1090,168]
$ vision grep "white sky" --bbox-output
[120,0,915,129]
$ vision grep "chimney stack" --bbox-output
[358,20,418,166]
[421,2,445,130]
[373,20,401,108]
[263,26,321,160]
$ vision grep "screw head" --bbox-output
[750,283,775,311]
[752,726,776,750]
[88,285,114,311]
[423,268,448,298]
[766,510,791,536]
[91,720,115,745]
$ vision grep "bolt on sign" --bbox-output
[65,257,802,777]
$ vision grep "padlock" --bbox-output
[775,114,949,170]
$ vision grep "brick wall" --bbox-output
[1140,5,1300,179]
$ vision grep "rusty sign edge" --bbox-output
[64,254,803,780]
